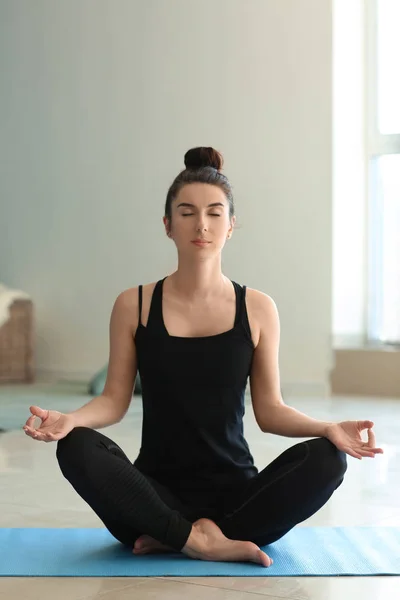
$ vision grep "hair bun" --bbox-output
[184,147,223,172]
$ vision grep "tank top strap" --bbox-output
[232,281,252,341]
[138,285,143,326]
[146,277,167,333]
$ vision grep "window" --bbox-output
[367,0,400,343]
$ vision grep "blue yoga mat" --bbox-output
[0,527,399,577]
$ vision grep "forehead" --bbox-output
[174,183,228,208]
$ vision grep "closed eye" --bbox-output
[181,213,221,217]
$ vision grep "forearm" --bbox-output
[69,395,123,430]
[261,404,333,438]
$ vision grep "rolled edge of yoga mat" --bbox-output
[88,365,142,396]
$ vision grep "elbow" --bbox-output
[113,402,130,423]
[102,393,130,424]
[255,402,285,434]
[259,422,273,434]
[255,416,272,434]
[115,408,128,423]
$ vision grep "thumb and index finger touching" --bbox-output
[358,420,384,454]
[24,405,48,428]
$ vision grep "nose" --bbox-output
[196,217,207,232]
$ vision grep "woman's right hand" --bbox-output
[23,405,76,442]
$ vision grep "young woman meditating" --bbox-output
[24,147,383,567]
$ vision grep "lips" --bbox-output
[192,240,210,246]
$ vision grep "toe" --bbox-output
[259,550,273,567]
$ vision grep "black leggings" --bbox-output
[56,427,347,551]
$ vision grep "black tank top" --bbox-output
[133,277,258,505]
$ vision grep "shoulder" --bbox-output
[115,281,157,305]
[112,280,160,332]
[244,287,279,347]
[115,280,160,306]
[245,287,278,319]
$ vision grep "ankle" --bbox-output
[183,520,209,554]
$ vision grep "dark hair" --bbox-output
[164,147,235,221]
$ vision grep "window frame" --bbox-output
[365,0,400,343]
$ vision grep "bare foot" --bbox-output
[133,534,174,555]
[182,518,273,567]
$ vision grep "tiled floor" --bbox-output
[0,383,399,599]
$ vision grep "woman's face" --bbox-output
[164,183,235,255]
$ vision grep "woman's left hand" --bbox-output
[325,420,384,460]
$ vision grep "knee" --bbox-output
[56,426,93,466]
[307,437,347,483]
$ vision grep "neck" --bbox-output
[168,256,227,300]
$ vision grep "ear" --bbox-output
[227,215,236,239]
[163,216,171,237]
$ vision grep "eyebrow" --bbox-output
[176,202,225,209]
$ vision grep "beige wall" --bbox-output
[0,0,333,394]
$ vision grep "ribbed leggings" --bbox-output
[56,427,347,550]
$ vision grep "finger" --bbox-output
[23,425,37,435]
[23,427,51,442]
[23,427,41,440]
[359,420,374,431]
[29,406,49,422]
[36,430,58,442]
[24,429,40,440]
[343,446,363,460]
[24,425,43,435]
[363,446,384,455]
[366,429,384,453]
[23,426,34,435]
[24,415,38,428]
[356,444,383,457]
[31,432,51,442]
[367,427,375,444]
[357,449,376,458]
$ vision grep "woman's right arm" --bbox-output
[70,288,139,430]
[24,288,139,442]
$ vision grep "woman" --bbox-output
[23,147,383,567]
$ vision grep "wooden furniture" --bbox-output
[0,299,34,383]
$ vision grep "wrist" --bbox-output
[322,421,337,438]
[68,411,80,428]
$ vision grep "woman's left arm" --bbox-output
[248,290,330,437]
[248,291,383,459]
